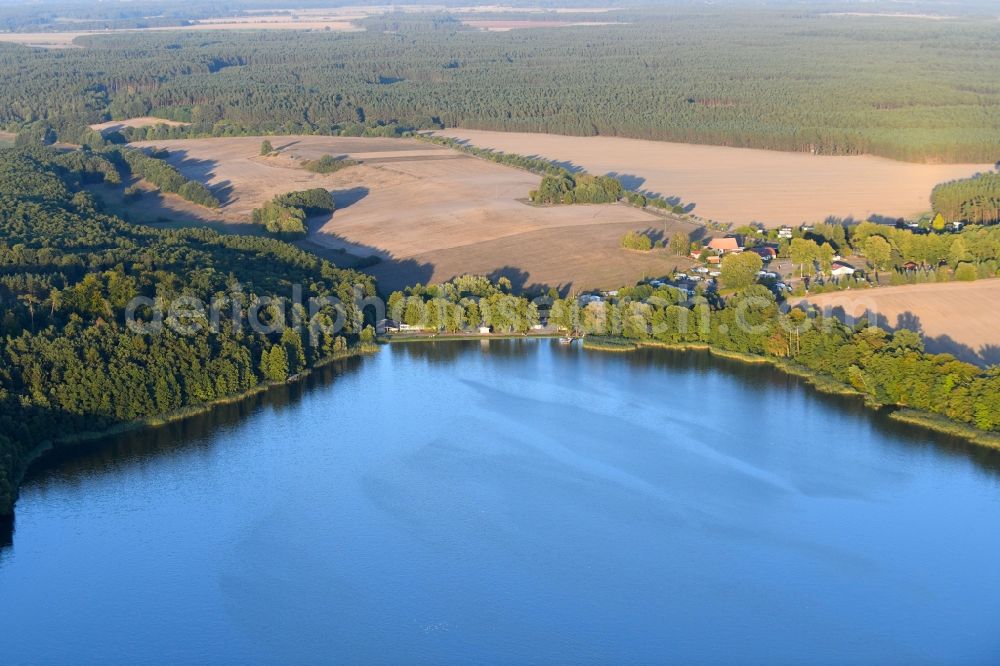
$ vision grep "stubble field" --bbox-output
[438,129,993,227]
[125,136,694,293]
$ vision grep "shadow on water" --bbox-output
[0,355,369,552]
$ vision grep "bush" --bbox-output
[955,262,978,281]
[303,154,359,174]
[621,231,653,251]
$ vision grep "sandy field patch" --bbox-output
[821,13,958,20]
[90,117,190,133]
[149,20,363,32]
[125,135,694,292]
[0,32,91,48]
[462,20,625,30]
[0,18,362,48]
[802,280,1000,366]
[438,129,993,227]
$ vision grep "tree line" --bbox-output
[387,275,540,335]
[931,172,1000,226]
[530,173,623,205]
[118,148,221,208]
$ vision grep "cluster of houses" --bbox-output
[694,234,781,264]
[691,227,862,293]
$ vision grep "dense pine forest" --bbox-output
[0,147,375,515]
[932,172,1000,225]
[3,5,1000,162]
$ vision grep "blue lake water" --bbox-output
[2,340,999,664]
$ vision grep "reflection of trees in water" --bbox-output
[393,337,540,365]
[17,356,367,490]
[617,345,1000,473]
[0,354,369,549]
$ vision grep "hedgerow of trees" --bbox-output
[531,173,623,204]
[119,148,220,208]
[302,154,360,174]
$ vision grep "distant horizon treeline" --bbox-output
[3,7,1000,162]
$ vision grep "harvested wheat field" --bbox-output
[126,136,694,293]
[0,15,364,49]
[0,32,93,48]
[803,280,1000,366]
[438,129,993,227]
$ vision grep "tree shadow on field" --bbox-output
[333,186,369,210]
[365,258,436,296]
[688,227,708,243]
[607,172,645,191]
[868,214,904,227]
[807,304,1000,367]
[211,179,235,206]
[138,147,234,205]
[634,187,697,214]
[640,227,666,246]
[483,266,573,297]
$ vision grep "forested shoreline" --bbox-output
[0,147,375,515]
[3,6,1000,162]
[385,276,1000,447]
